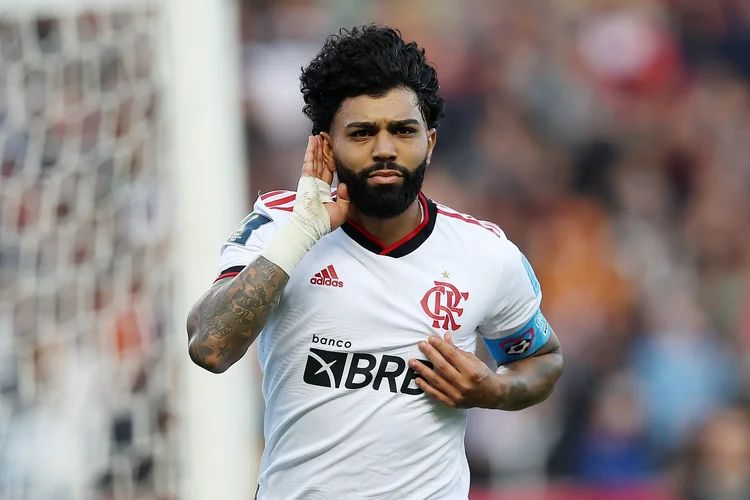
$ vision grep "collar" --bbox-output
[340,193,437,258]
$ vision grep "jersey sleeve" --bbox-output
[476,240,551,365]
[214,191,294,281]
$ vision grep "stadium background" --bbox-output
[1,0,749,498]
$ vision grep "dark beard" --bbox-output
[334,156,427,219]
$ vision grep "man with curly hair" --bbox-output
[187,25,563,499]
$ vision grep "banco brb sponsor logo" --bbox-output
[303,349,347,388]
[303,348,433,395]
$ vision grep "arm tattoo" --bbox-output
[494,331,563,411]
[187,256,289,372]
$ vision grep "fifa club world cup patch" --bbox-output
[482,309,550,364]
[227,212,272,245]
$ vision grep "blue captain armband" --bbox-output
[482,309,551,364]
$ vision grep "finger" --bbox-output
[301,136,314,177]
[409,362,458,405]
[415,377,458,408]
[410,359,464,401]
[420,338,466,379]
[334,183,351,213]
[442,333,473,358]
[309,135,319,178]
[320,136,334,185]
[427,335,472,372]
[416,342,463,385]
[315,135,325,179]
[322,136,335,169]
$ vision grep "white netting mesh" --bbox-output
[0,5,176,499]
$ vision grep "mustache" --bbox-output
[359,161,411,177]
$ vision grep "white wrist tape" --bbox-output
[260,177,333,276]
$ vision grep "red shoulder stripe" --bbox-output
[260,190,287,201]
[480,221,504,238]
[262,188,338,210]
[437,208,504,239]
[265,193,296,208]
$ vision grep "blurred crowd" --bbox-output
[240,0,750,496]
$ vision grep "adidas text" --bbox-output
[310,265,344,287]
[310,276,344,287]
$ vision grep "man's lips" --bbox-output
[369,170,403,177]
[368,171,404,184]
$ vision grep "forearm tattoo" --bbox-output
[496,348,563,411]
[187,256,289,372]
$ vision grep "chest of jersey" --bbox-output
[273,230,494,355]
[257,229,493,399]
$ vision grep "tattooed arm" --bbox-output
[186,256,289,373]
[187,135,350,373]
[492,331,563,411]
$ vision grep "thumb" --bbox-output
[335,183,351,214]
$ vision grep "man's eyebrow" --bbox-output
[390,119,420,128]
[345,121,377,129]
[344,119,420,129]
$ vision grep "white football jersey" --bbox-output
[216,190,551,500]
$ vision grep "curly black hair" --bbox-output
[300,25,445,135]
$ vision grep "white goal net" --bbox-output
[0,2,177,498]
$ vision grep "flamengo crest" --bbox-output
[420,280,469,331]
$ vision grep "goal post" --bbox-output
[0,0,258,497]
[166,0,259,499]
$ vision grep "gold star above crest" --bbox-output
[441,271,450,279]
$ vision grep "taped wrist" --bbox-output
[260,177,333,276]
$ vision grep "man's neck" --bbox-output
[347,198,422,247]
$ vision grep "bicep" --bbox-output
[478,240,556,365]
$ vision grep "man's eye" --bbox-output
[351,130,370,138]
[397,127,416,135]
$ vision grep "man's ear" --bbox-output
[320,131,335,172]
[426,128,437,165]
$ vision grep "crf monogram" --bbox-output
[420,281,469,331]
